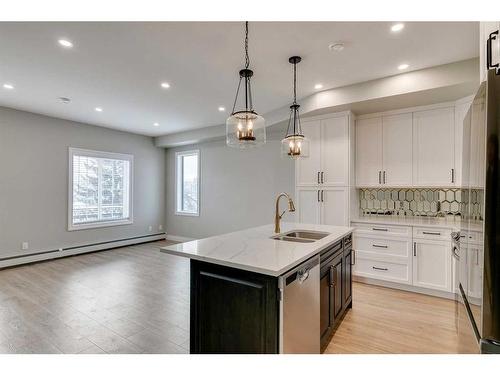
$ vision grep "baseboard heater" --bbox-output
[0,232,166,268]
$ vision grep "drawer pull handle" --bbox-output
[372,227,388,232]
[422,231,441,236]
[372,244,388,249]
[372,266,388,271]
[351,250,356,265]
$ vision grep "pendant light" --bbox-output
[226,22,266,148]
[281,56,309,159]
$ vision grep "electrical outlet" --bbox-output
[21,242,29,250]
[148,225,153,232]
[159,224,163,231]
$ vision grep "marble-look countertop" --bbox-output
[160,222,353,277]
[351,216,483,232]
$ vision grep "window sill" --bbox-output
[68,218,134,231]
[175,211,199,217]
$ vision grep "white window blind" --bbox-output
[175,150,200,216]
[69,148,133,230]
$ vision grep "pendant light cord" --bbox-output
[245,21,250,69]
[231,21,253,115]
[293,59,297,105]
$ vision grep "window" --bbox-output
[175,150,200,216]
[68,148,133,230]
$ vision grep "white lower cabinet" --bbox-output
[296,187,348,226]
[412,238,452,292]
[352,223,454,295]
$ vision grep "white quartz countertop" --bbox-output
[160,222,353,277]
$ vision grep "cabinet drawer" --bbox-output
[352,223,411,238]
[412,226,452,241]
[353,257,411,284]
[353,236,410,258]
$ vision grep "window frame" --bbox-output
[68,147,134,231]
[175,149,200,217]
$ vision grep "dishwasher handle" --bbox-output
[298,268,310,283]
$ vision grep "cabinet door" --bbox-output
[382,113,413,186]
[320,188,348,226]
[296,120,321,186]
[332,255,343,320]
[412,239,452,292]
[297,188,320,224]
[413,108,455,187]
[320,269,333,342]
[343,249,352,307]
[356,117,383,187]
[321,116,349,186]
[190,260,278,354]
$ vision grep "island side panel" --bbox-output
[190,259,279,354]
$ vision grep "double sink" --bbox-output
[272,230,330,243]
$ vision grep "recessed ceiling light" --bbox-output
[58,39,73,48]
[398,63,409,70]
[95,107,103,112]
[153,122,160,127]
[314,84,323,90]
[161,82,170,89]
[2,83,14,90]
[59,97,71,104]
[391,23,405,32]
[328,43,344,52]
[218,106,225,112]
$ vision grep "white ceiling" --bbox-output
[0,22,478,136]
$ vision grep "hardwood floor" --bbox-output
[0,240,460,354]
[324,282,459,354]
[0,240,189,354]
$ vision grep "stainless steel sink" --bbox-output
[272,230,330,243]
[272,236,315,243]
[283,230,329,240]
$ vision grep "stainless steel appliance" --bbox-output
[456,69,500,354]
[278,255,320,354]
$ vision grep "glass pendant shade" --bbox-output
[281,134,310,159]
[226,110,266,148]
[281,56,309,159]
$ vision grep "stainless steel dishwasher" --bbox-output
[278,255,320,354]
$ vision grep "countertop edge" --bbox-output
[160,228,354,277]
[350,217,461,230]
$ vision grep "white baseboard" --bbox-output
[0,233,166,269]
[353,275,455,300]
[165,234,197,243]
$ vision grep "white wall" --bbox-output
[0,106,166,259]
[165,134,295,239]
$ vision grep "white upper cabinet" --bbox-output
[355,117,383,187]
[296,120,321,186]
[382,113,413,186]
[296,114,350,187]
[356,113,412,187]
[321,116,349,186]
[412,107,455,187]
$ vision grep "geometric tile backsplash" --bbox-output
[359,188,483,220]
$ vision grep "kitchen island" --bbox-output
[161,222,353,354]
